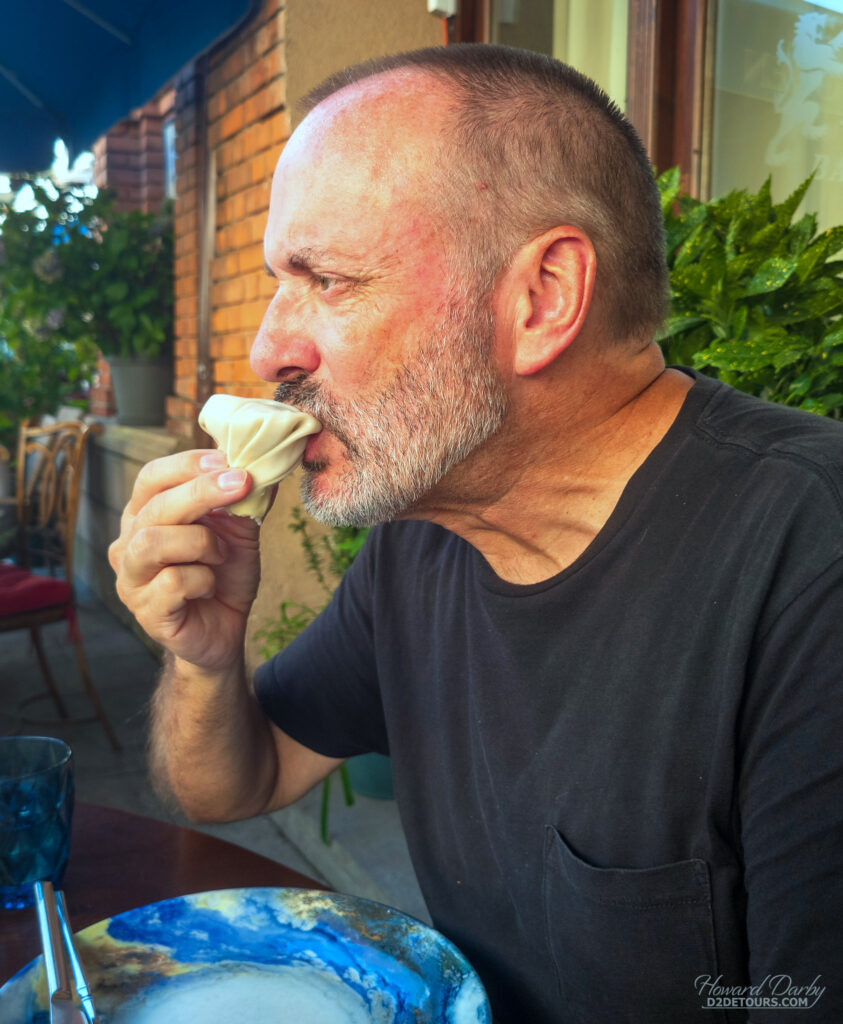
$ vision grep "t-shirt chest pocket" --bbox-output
[543,826,727,1023]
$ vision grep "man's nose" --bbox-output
[249,290,320,382]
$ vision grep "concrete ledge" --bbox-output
[89,421,189,461]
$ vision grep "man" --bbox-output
[110,45,843,1023]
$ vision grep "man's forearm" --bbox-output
[150,652,279,823]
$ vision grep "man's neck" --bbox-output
[409,355,694,585]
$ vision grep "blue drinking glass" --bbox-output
[0,736,74,910]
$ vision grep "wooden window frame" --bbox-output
[454,0,709,197]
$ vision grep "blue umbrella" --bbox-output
[0,0,261,173]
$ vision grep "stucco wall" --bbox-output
[285,0,442,126]
[244,1,442,675]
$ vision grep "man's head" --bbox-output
[252,45,668,526]
[302,44,669,344]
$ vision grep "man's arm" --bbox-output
[109,450,340,822]
[149,654,344,823]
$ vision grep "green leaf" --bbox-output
[105,281,129,303]
[788,212,817,256]
[725,215,746,263]
[795,226,843,283]
[657,166,681,213]
[673,222,712,269]
[731,304,748,341]
[712,187,754,227]
[787,373,813,398]
[775,172,815,225]
[806,392,843,413]
[821,325,843,347]
[779,290,843,322]
[672,251,725,299]
[656,312,707,341]
[745,255,800,295]
[660,322,714,367]
[755,177,773,221]
[664,203,708,260]
[773,346,810,371]
[750,220,786,254]
[693,327,792,375]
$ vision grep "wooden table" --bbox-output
[0,802,323,982]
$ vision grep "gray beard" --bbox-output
[274,298,508,527]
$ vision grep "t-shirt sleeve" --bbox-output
[740,555,843,1021]
[252,533,389,759]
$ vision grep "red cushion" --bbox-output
[0,564,71,615]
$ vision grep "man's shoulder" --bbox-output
[688,372,843,488]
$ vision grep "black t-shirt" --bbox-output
[255,371,843,1023]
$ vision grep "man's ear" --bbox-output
[507,227,596,376]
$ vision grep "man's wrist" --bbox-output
[165,650,246,690]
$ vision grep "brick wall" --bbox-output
[89,89,175,417]
[93,90,174,214]
[169,0,286,438]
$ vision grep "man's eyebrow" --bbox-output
[264,248,343,275]
[287,247,329,272]
[265,247,392,277]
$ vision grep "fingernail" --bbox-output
[200,452,227,470]
[218,469,247,491]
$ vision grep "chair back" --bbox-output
[14,420,102,581]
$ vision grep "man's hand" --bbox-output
[109,450,261,672]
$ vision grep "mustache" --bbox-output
[274,376,359,455]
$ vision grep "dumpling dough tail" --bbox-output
[198,394,322,523]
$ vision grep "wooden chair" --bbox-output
[0,420,121,749]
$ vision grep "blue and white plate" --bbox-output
[0,887,491,1023]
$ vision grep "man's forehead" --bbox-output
[265,73,453,261]
[277,70,453,179]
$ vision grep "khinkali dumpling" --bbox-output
[199,394,321,522]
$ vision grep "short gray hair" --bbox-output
[303,44,669,344]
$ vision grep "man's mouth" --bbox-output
[274,379,360,460]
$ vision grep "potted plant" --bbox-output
[0,179,173,429]
[255,509,393,842]
[60,191,174,427]
[656,167,843,417]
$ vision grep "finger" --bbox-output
[126,449,227,517]
[135,564,218,635]
[132,467,252,533]
[121,524,227,588]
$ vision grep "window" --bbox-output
[708,0,843,227]
[488,0,629,108]
[163,117,177,201]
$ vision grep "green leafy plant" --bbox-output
[59,193,174,360]
[0,180,173,450]
[255,508,370,842]
[0,336,93,454]
[657,167,843,417]
[0,182,100,450]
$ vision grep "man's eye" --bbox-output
[317,275,335,291]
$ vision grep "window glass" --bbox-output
[163,118,177,201]
[710,0,843,228]
[489,0,629,110]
